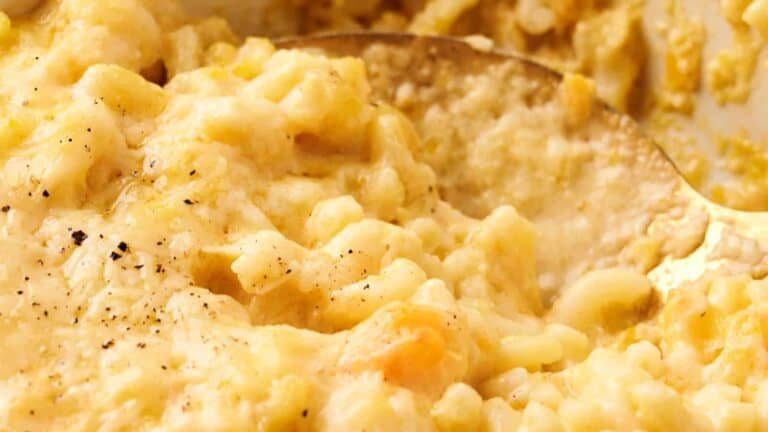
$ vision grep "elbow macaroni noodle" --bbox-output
[0,1,767,431]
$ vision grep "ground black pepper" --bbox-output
[71,230,88,246]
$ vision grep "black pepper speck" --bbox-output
[71,230,88,246]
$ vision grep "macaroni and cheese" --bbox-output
[0,1,767,431]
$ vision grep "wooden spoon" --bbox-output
[277,33,768,302]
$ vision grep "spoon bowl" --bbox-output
[277,33,768,300]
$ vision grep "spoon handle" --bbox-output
[649,183,768,296]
